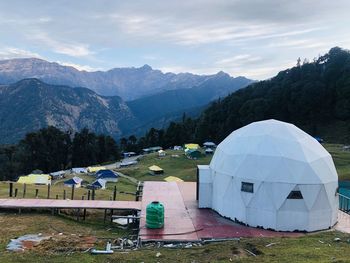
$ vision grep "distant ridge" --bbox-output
[0,58,252,100]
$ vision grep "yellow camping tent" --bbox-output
[149,165,164,175]
[17,174,51,185]
[184,143,200,150]
[87,166,106,173]
[164,176,184,182]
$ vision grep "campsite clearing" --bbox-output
[0,144,350,262]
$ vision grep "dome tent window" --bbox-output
[287,190,303,199]
[241,182,254,193]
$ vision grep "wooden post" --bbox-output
[56,194,59,199]
[113,186,117,201]
[92,189,95,200]
[71,185,75,200]
[87,190,91,200]
[135,190,140,201]
[104,209,107,223]
[82,196,86,221]
[22,184,26,198]
[77,209,80,221]
[47,184,51,199]
[9,182,13,197]
[63,190,66,200]
[14,188,18,197]
[35,189,39,198]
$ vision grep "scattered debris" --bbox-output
[244,243,263,256]
[334,238,341,242]
[91,241,113,255]
[202,238,240,244]
[143,241,203,249]
[244,249,257,257]
[185,242,192,248]
[113,218,129,226]
[156,252,161,257]
[318,240,325,244]
[111,238,138,250]
[7,234,51,251]
[265,242,279,247]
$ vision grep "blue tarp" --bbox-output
[95,169,119,179]
[64,178,78,185]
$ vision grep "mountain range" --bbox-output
[0,58,245,100]
[0,59,253,144]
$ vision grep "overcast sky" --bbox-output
[0,0,349,79]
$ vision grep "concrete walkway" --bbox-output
[334,210,350,233]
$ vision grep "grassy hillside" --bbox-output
[118,149,211,182]
[117,145,350,182]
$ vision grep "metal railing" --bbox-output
[338,193,350,214]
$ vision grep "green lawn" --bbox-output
[117,150,212,182]
[324,144,350,181]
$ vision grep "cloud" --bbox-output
[56,61,101,72]
[32,32,94,57]
[0,47,42,59]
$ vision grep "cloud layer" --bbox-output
[0,0,349,79]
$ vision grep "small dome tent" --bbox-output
[197,119,338,232]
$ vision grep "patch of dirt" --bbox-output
[35,234,98,254]
[21,240,37,250]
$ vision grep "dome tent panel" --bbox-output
[298,184,323,211]
[269,183,296,210]
[212,173,231,212]
[247,182,277,211]
[276,208,310,232]
[309,158,339,184]
[323,181,339,207]
[246,208,277,229]
[308,208,333,232]
[311,185,332,211]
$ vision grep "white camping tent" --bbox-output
[198,119,338,232]
[71,167,87,174]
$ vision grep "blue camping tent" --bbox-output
[89,179,107,189]
[64,176,82,188]
[95,170,119,182]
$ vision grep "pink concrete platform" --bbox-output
[139,182,302,242]
[335,210,350,233]
[0,198,141,210]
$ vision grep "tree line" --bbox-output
[0,127,120,181]
[120,46,350,150]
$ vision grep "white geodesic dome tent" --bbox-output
[198,119,338,232]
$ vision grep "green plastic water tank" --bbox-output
[146,201,164,229]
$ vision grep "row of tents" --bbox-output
[63,169,119,189]
[17,169,119,191]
